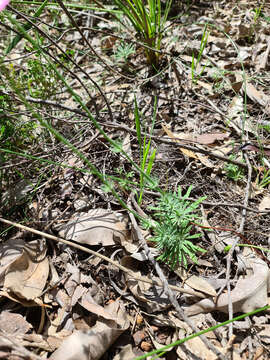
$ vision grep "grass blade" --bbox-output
[5,0,49,54]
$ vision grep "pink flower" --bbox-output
[0,0,10,11]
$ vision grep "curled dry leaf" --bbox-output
[121,256,171,312]
[4,239,49,300]
[0,238,25,286]
[185,251,270,316]
[59,209,128,247]
[259,195,270,211]
[245,82,270,108]
[175,268,217,297]
[0,311,32,335]
[162,124,214,168]
[49,301,129,360]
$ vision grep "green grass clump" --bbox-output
[111,0,172,69]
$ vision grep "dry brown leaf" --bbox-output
[241,143,270,156]
[259,195,270,211]
[176,335,224,360]
[0,290,50,307]
[175,268,217,297]
[22,332,69,352]
[121,257,171,312]
[169,314,240,360]
[50,301,129,360]
[257,325,270,344]
[194,133,230,145]
[0,311,32,335]
[167,130,230,145]
[176,334,235,360]
[196,133,230,145]
[47,291,71,336]
[122,133,133,159]
[245,83,269,107]
[227,96,254,133]
[113,344,138,360]
[79,290,119,320]
[185,250,270,316]
[179,146,199,160]
[0,238,25,286]
[4,239,49,300]
[197,152,214,168]
[163,124,212,165]
[59,209,128,247]
[64,263,81,298]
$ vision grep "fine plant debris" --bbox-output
[1,0,270,359]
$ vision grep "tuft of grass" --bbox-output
[191,23,209,84]
[144,186,206,269]
[111,0,172,70]
[257,169,270,189]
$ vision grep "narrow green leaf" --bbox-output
[5,0,49,54]
[146,148,156,175]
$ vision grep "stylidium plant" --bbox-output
[0,0,9,11]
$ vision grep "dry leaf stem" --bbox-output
[0,217,205,298]
[23,96,248,169]
[225,153,253,338]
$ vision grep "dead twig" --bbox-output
[0,217,206,299]
[260,37,270,70]
[22,96,250,170]
[226,153,253,338]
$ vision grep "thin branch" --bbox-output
[0,217,206,299]
[226,153,253,338]
[23,96,249,169]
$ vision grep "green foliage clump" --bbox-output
[224,155,245,182]
[112,0,172,69]
[114,41,135,62]
[0,93,37,152]
[144,186,206,269]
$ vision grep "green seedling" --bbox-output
[0,92,37,151]
[191,23,209,84]
[114,41,135,62]
[224,155,245,182]
[253,5,263,24]
[144,186,206,269]
[2,8,162,217]
[5,0,49,54]
[257,168,270,189]
[134,96,157,205]
[25,57,59,98]
[114,168,135,192]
